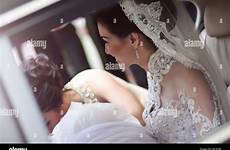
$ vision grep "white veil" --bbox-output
[119,0,230,123]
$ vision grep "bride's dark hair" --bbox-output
[95,4,157,49]
[95,0,177,45]
[22,54,64,112]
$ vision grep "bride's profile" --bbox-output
[95,0,229,142]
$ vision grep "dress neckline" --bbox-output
[145,49,176,111]
[147,49,160,73]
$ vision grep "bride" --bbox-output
[95,0,230,142]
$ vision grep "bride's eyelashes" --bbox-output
[100,37,109,44]
[103,39,108,44]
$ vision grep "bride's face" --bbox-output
[98,23,137,66]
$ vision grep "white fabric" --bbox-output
[69,121,155,143]
[51,102,154,143]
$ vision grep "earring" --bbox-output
[135,41,143,59]
[135,48,140,59]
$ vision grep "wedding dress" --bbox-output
[51,102,155,143]
[120,0,230,143]
[143,49,221,142]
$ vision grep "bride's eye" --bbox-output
[102,39,109,44]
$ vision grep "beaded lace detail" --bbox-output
[77,85,98,104]
[143,50,221,143]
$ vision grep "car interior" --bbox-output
[0,0,230,143]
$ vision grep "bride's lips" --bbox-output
[105,49,117,60]
[105,48,112,55]
[105,48,109,54]
[105,50,120,62]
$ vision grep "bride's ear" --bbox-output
[128,32,141,49]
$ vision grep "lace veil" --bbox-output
[119,0,230,123]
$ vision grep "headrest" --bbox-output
[204,0,230,38]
